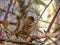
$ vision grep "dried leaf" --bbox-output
[3,20,9,27]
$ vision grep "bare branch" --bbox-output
[0,37,40,45]
[31,33,58,39]
[37,0,52,21]
[0,33,59,45]
[47,5,60,32]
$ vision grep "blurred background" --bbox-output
[0,0,60,45]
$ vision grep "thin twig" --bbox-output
[2,0,13,23]
[34,0,52,31]
[37,0,52,22]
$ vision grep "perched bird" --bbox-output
[21,16,34,34]
[16,16,35,38]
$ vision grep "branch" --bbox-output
[34,0,52,29]
[2,0,13,23]
[22,33,60,42]
[47,5,60,32]
[20,0,32,16]
[0,33,59,45]
[31,33,60,39]
[0,37,40,45]
[37,0,52,22]
[21,0,31,11]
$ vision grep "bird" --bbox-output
[16,16,35,38]
[21,16,34,35]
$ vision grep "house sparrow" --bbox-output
[16,16,35,36]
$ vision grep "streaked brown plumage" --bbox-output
[17,16,34,36]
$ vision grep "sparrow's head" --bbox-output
[26,16,34,24]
